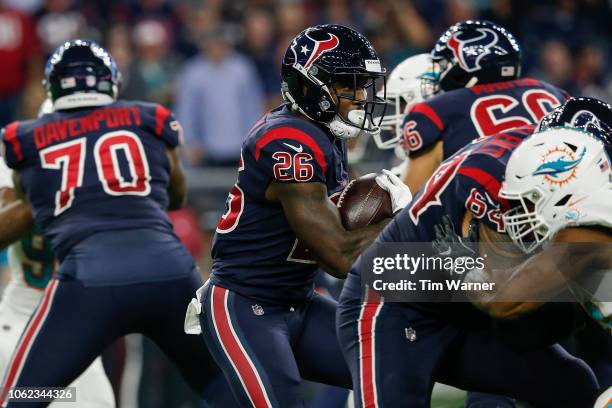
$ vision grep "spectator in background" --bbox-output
[573,43,607,100]
[175,24,264,166]
[362,1,433,67]
[481,0,519,34]
[35,0,91,55]
[275,1,311,61]
[320,0,352,26]
[0,1,41,127]
[106,23,148,102]
[1,0,42,14]
[442,0,477,30]
[240,8,280,109]
[128,19,179,106]
[532,40,574,90]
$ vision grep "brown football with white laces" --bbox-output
[337,173,393,230]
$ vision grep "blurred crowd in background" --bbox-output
[1,0,611,166]
[0,0,610,406]
[3,0,610,257]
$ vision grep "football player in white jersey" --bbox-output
[373,53,436,176]
[0,101,115,407]
[376,53,519,408]
[461,98,612,332]
[431,97,612,404]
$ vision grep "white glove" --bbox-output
[184,284,206,335]
[375,169,412,213]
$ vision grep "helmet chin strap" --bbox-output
[328,109,380,139]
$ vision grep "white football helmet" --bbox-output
[500,127,612,253]
[373,53,436,151]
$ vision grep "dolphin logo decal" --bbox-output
[447,28,505,73]
[533,146,586,178]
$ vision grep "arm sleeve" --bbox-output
[401,101,446,156]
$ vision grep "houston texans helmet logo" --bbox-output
[447,28,507,73]
[290,32,340,70]
[569,110,601,130]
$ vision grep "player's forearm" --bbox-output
[0,200,33,250]
[289,203,381,278]
[275,181,391,277]
[401,142,443,191]
[341,220,390,266]
[464,275,542,319]
[467,245,572,318]
[166,148,187,210]
[167,179,187,210]
[317,219,390,278]
[466,275,543,318]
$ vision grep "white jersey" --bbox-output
[0,158,46,314]
[0,158,115,407]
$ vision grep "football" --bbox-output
[337,173,393,230]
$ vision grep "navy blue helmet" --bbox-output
[281,24,387,139]
[44,39,121,110]
[431,20,521,92]
[537,96,612,156]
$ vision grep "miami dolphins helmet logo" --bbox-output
[533,146,587,186]
[447,28,506,73]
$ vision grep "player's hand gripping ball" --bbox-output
[337,173,394,230]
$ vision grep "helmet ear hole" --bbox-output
[554,194,572,206]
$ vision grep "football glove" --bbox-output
[375,169,412,213]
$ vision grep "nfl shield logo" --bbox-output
[405,327,417,342]
[252,304,264,316]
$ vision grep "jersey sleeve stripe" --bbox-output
[411,103,444,131]
[254,126,328,174]
[458,166,509,209]
[154,104,171,137]
[3,121,23,162]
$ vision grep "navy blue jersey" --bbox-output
[1,100,181,259]
[211,104,349,303]
[344,125,536,322]
[400,78,567,158]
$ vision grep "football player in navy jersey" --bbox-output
[0,40,235,407]
[377,53,518,408]
[187,25,411,407]
[451,97,612,386]
[0,100,115,408]
[399,20,569,193]
[337,122,599,406]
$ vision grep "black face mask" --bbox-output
[330,71,387,131]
